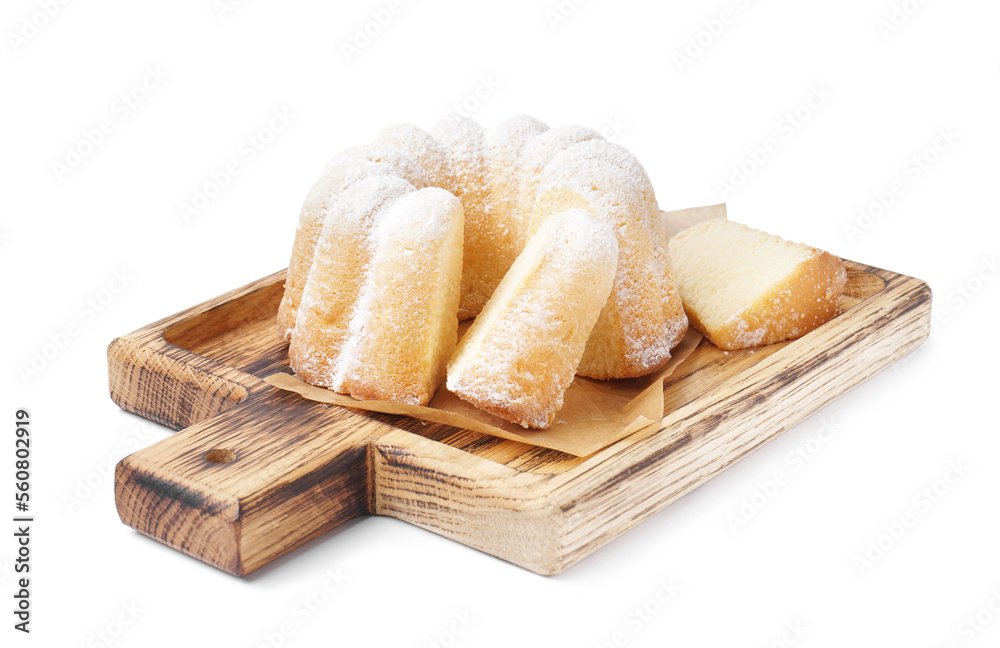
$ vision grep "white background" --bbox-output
[2,0,998,646]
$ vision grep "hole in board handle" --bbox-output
[205,449,236,464]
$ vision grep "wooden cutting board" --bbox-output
[109,259,931,576]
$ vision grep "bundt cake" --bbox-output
[280,114,689,409]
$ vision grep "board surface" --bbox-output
[109,260,931,576]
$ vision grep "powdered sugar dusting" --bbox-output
[430,115,494,316]
[516,124,604,234]
[373,124,451,189]
[323,145,431,189]
[285,113,689,403]
[531,142,684,377]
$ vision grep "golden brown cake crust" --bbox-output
[707,250,848,350]
[668,218,849,351]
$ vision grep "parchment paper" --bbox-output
[266,328,699,457]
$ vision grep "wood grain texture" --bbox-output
[109,260,930,576]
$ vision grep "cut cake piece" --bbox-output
[668,219,848,350]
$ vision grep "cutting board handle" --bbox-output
[115,386,375,576]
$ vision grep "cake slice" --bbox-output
[336,187,464,405]
[288,175,415,388]
[447,209,618,429]
[667,219,848,350]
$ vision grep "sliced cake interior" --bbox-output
[668,218,848,350]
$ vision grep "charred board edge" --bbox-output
[541,268,932,572]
